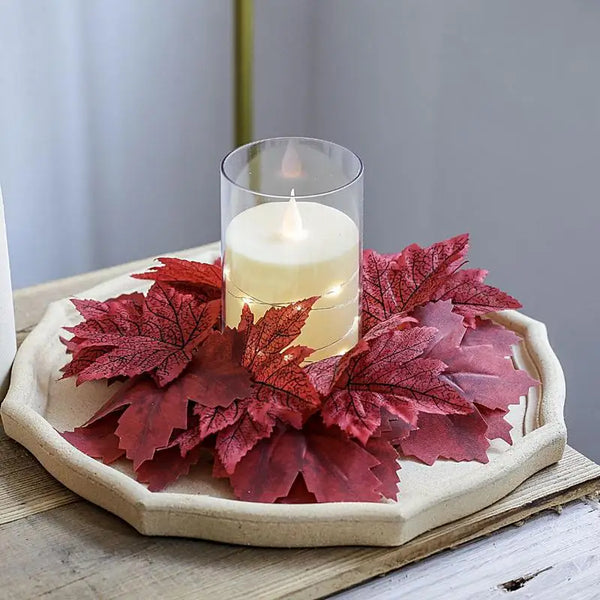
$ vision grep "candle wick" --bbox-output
[280,189,306,240]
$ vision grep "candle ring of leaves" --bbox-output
[60,234,538,503]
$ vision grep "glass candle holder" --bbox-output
[220,137,363,362]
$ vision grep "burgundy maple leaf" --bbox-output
[434,268,521,324]
[135,444,204,492]
[60,293,145,380]
[81,376,190,469]
[72,283,220,387]
[215,409,276,474]
[61,411,125,464]
[132,257,222,299]
[362,234,521,333]
[311,326,471,444]
[362,234,469,333]
[399,411,491,464]
[399,300,538,464]
[65,293,145,340]
[229,419,399,503]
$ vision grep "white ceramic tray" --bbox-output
[1,246,567,547]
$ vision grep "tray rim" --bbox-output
[0,248,567,547]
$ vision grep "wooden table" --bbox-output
[2,249,600,600]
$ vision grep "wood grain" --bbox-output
[336,497,600,599]
[1,245,599,599]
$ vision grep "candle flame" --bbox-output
[281,141,302,178]
[280,189,306,240]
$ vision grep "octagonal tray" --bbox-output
[0,245,567,547]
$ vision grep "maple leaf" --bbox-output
[399,300,538,465]
[242,297,318,370]
[415,300,536,410]
[230,419,397,503]
[215,410,275,474]
[60,293,145,381]
[366,436,401,499]
[173,398,253,459]
[435,268,521,323]
[230,300,321,429]
[442,346,537,411]
[180,328,253,409]
[60,343,114,381]
[74,283,220,386]
[362,234,469,333]
[61,411,125,464]
[461,317,521,356]
[135,444,204,492]
[362,234,521,333]
[248,346,319,428]
[65,292,145,340]
[83,376,190,469]
[392,233,469,312]
[132,257,222,299]
[317,326,471,444]
[399,411,490,464]
[477,405,513,443]
[361,250,402,334]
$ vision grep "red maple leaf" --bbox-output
[362,234,521,333]
[392,233,469,312]
[362,234,469,332]
[477,405,513,443]
[60,293,145,380]
[399,411,490,464]
[215,410,276,474]
[399,300,538,464]
[242,297,318,369]
[60,343,115,381]
[135,444,204,492]
[461,317,521,356]
[230,419,399,503]
[65,292,145,340]
[313,326,471,444]
[83,376,190,469]
[361,250,403,334]
[132,257,222,299]
[366,436,401,499]
[72,283,220,387]
[434,268,521,324]
[61,411,125,464]
[179,328,253,409]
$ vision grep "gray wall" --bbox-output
[1,0,598,460]
[0,0,232,285]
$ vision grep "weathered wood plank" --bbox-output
[0,430,79,525]
[335,497,600,600]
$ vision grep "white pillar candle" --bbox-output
[0,187,16,398]
[224,195,360,361]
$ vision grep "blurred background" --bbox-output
[0,0,598,459]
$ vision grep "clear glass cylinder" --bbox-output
[220,136,363,362]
